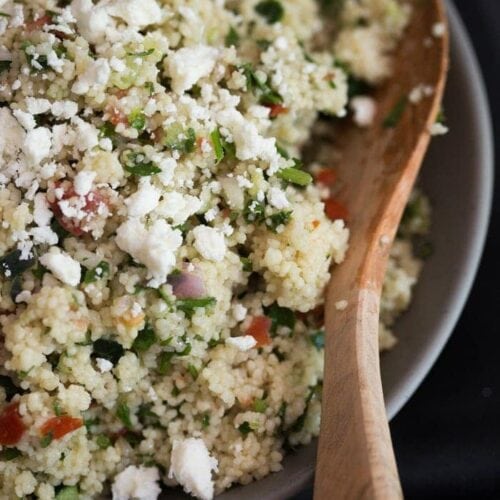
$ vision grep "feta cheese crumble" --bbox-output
[226,335,257,351]
[168,438,218,500]
[111,465,161,500]
[40,250,82,287]
[192,226,227,262]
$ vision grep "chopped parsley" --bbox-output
[265,303,296,333]
[244,200,266,224]
[0,249,36,279]
[157,351,175,375]
[96,435,111,449]
[266,210,292,232]
[177,297,216,318]
[225,26,240,48]
[255,0,284,24]
[127,48,155,57]
[116,402,133,430]
[240,256,253,272]
[188,364,199,380]
[132,325,157,353]
[124,151,161,176]
[240,63,283,106]
[40,432,53,448]
[92,338,125,365]
[0,448,22,461]
[201,413,210,428]
[83,261,110,284]
[278,167,313,187]
[238,421,253,436]
[164,124,196,153]
[253,399,268,413]
[128,109,146,131]
[0,60,11,73]
[383,96,408,128]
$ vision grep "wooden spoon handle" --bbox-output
[314,287,402,500]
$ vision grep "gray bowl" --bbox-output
[216,3,494,499]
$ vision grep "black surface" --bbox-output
[297,2,500,498]
[391,1,500,498]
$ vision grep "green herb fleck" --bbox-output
[127,48,155,57]
[253,399,267,413]
[157,351,174,375]
[96,434,111,449]
[124,151,161,176]
[201,413,210,428]
[128,109,146,131]
[177,297,216,318]
[266,303,295,334]
[164,124,196,154]
[239,63,283,106]
[278,168,312,187]
[238,421,252,436]
[83,261,110,284]
[0,12,10,17]
[210,128,224,164]
[255,0,284,24]
[244,200,266,224]
[188,364,199,380]
[92,338,125,365]
[116,402,133,430]
[225,27,240,48]
[132,325,157,353]
[240,257,253,272]
[0,448,22,461]
[266,211,292,232]
[383,96,408,128]
[145,81,155,96]
[0,60,11,73]
[53,401,63,417]
[40,432,53,448]
[55,485,79,500]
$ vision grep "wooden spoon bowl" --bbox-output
[314,1,449,498]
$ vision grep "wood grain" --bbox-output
[314,1,449,498]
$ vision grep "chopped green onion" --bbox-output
[210,129,224,164]
[278,168,313,187]
[383,96,408,128]
[255,0,284,24]
[188,364,199,380]
[127,48,155,57]
[0,60,11,73]
[40,432,53,448]
[132,325,157,353]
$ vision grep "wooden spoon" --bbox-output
[314,1,449,498]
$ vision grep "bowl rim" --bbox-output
[385,0,494,420]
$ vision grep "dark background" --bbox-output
[299,1,500,498]
[391,1,500,498]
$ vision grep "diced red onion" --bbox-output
[168,270,206,299]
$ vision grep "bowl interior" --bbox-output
[170,3,494,499]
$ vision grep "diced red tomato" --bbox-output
[315,168,337,186]
[324,198,348,221]
[48,181,108,237]
[40,416,83,440]
[25,14,52,32]
[268,104,288,118]
[246,316,272,347]
[0,402,26,446]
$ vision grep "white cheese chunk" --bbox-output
[23,127,52,165]
[115,219,182,285]
[33,193,53,226]
[157,192,202,225]
[192,226,226,262]
[125,180,162,218]
[108,0,162,28]
[52,100,78,119]
[71,0,115,44]
[169,438,218,500]
[96,357,113,373]
[112,465,161,500]
[226,335,257,352]
[267,187,290,210]
[232,303,248,322]
[0,108,25,161]
[73,170,96,196]
[25,97,51,115]
[350,96,377,127]
[72,58,111,95]
[168,45,218,94]
[13,109,36,131]
[40,250,81,287]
